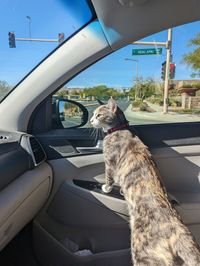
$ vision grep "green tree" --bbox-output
[183,33,200,77]
[83,85,123,100]
[141,78,157,99]
[0,80,12,101]
[131,78,157,99]
[56,85,124,100]
[56,87,69,98]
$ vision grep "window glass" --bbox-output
[0,0,94,102]
[56,20,200,126]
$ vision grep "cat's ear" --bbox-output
[107,97,117,113]
[97,99,105,105]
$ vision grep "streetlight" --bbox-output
[125,58,139,99]
[26,16,32,40]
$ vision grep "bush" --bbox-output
[140,102,148,111]
[148,97,163,106]
[132,100,143,108]
[169,99,182,107]
[195,82,200,89]
[181,84,194,88]
[132,100,152,112]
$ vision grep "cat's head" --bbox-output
[90,98,128,131]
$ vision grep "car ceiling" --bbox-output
[92,0,200,49]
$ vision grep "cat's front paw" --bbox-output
[120,188,124,196]
[102,184,113,193]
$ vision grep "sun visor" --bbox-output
[92,0,200,50]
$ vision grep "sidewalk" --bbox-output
[124,102,200,124]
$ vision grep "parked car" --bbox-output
[0,1,200,265]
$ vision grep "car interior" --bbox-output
[0,0,200,265]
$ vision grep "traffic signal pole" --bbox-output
[132,29,173,114]
[15,38,58,43]
[8,32,65,47]
[133,41,166,47]
[163,29,172,114]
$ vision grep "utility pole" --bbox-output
[132,28,173,113]
[163,29,172,114]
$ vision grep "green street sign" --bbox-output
[132,48,162,55]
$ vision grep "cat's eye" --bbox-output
[96,114,102,118]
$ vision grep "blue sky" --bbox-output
[68,20,200,88]
[0,0,92,85]
[0,0,200,88]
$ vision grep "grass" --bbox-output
[173,109,200,115]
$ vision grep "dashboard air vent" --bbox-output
[29,137,46,166]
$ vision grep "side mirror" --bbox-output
[52,98,88,129]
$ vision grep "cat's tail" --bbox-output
[173,228,200,266]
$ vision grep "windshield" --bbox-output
[0,0,94,102]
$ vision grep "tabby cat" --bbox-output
[90,98,200,266]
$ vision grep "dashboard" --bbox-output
[0,130,52,250]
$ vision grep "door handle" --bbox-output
[76,140,103,153]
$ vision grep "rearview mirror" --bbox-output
[52,98,88,129]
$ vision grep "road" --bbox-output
[62,98,200,128]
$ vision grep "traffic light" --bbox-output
[58,33,65,44]
[8,32,16,48]
[161,61,166,81]
[169,63,176,79]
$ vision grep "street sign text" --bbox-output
[132,48,162,56]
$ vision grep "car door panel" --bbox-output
[33,122,200,265]
[35,122,200,161]
[33,221,131,266]
[152,144,200,244]
[36,128,104,159]
[34,154,131,266]
[133,122,200,148]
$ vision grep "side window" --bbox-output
[55,20,200,127]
